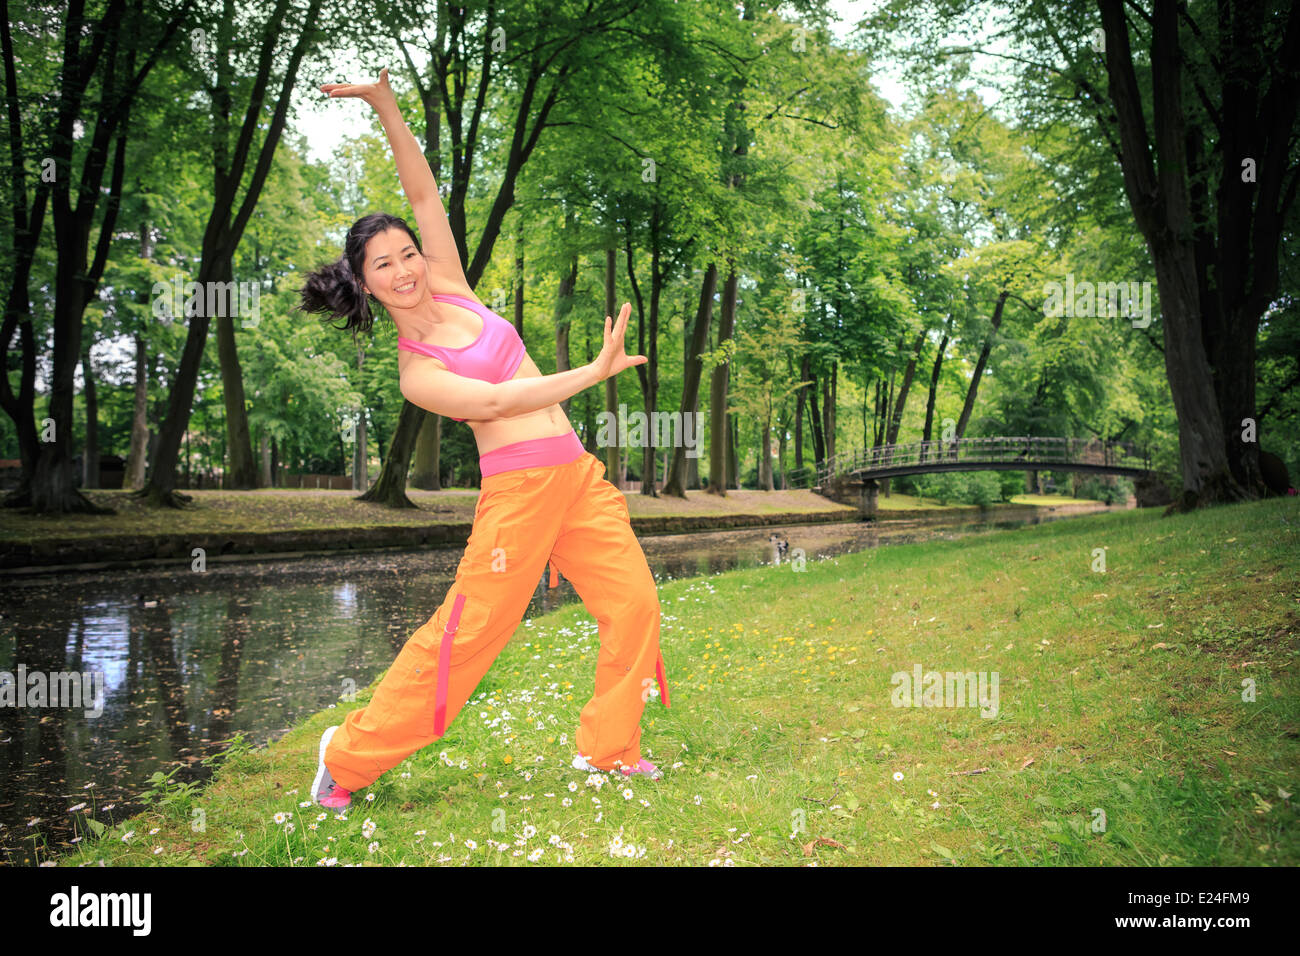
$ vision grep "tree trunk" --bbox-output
[794,355,807,470]
[80,343,98,489]
[555,251,578,415]
[124,334,149,489]
[955,290,1008,439]
[603,247,620,487]
[411,412,441,490]
[353,411,368,491]
[760,418,773,490]
[687,392,701,490]
[821,361,837,463]
[868,374,878,450]
[582,324,596,450]
[513,226,525,337]
[215,264,258,488]
[259,429,272,487]
[888,329,926,446]
[728,412,739,489]
[882,329,926,496]
[776,414,787,489]
[706,264,738,495]
[1097,0,1265,508]
[808,364,824,465]
[628,208,662,497]
[663,263,717,497]
[922,324,949,456]
[358,402,422,506]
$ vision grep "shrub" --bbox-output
[999,470,1026,502]
[1076,475,1133,504]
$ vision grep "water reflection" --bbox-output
[0,505,1111,862]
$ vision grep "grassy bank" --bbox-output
[0,487,859,544]
[48,496,1298,867]
[893,491,1099,510]
[0,486,1093,546]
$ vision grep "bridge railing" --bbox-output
[814,436,1153,487]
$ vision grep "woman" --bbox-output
[300,70,669,809]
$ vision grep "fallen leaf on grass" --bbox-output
[801,836,847,857]
[1020,757,1034,770]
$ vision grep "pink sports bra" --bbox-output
[398,292,527,422]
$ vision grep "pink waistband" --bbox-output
[479,430,585,478]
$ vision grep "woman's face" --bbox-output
[359,228,427,311]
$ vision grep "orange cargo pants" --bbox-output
[324,451,669,793]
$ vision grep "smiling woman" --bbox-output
[295,69,672,811]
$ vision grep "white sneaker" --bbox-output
[572,752,602,773]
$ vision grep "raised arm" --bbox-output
[401,304,646,420]
[321,69,466,289]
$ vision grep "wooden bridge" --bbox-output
[812,436,1159,514]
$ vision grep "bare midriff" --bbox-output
[396,301,573,456]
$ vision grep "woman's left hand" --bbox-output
[320,67,397,111]
[591,303,648,382]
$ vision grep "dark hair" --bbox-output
[298,212,425,339]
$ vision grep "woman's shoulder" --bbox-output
[428,282,480,305]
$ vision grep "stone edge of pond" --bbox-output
[0,510,855,574]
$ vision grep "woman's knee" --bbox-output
[624,577,660,621]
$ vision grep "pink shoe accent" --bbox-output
[319,786,352,809]
[655,651,670,708]
[433,593,467,737]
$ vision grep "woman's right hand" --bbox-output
[320,67,397,111]
[591,303,648,382]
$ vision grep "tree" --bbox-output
[871,0,1300,508]
[138,0,324,507]
[2,0,192,513]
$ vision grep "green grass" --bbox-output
[873,491,1099,510]
[1006,492,1100,506]
[46,497,1299,866]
